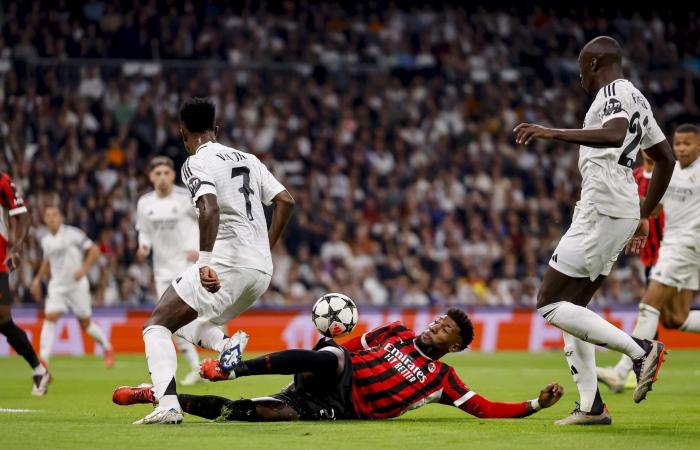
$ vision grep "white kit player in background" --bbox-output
[136,156,203,386]
[123,97,295,425]
[598,124,700,392]
[30,206,114,368]
[514,36,675,425]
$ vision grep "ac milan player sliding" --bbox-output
[113,309,563,421]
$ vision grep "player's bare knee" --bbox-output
[45,313,61,323]
[661,312,686,330]
[78,318,91,330]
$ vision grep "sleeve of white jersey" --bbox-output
[641,114,666,150]
[257,158,286,206]
[69,226,93,251]
[182,156,217,202]
[135,197,152,250]
[600,84,630,125]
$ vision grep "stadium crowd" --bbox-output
[1,2,699,307]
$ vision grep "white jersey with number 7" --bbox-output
[180,141,286,275]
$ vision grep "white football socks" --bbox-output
[539,301,646,360]
[32,363,47,376]
[680,311,700,333]
[86,321,112,351]
[614,303,659,378]
[173,335,200,372]
[563,332,597,413]
[175,321,227,353]
[143,325,180,409]
[39,320,56,363]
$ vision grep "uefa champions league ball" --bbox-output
[311,293,358,338]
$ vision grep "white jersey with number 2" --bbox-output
[579,79,666,219]
[181,141,286,275]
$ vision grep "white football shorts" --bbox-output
[172,262,271,325]
[650,243,700,291]
[45,279,93,318]
[549,202,638,281]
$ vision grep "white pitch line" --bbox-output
[0,408,41,413]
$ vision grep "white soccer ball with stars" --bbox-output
[312,293,358,338]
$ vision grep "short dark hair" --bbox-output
[179,97,215,133]
[675,124,699,135]
[148,156,174,172]
[446,308,474,350]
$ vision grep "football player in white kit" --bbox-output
[598,124,700,391]
[128,98,295,424]
[136,156,204,386]
[513,36,676,425]
[31,206,114,368]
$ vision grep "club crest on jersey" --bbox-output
[427,362,436,373]
[602,98,623,117]
[187,177,202,196]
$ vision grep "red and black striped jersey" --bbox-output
[0,173,27,273]
[633,167,664,267]
[343,322,528,420]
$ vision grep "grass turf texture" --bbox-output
[1,351,699,450]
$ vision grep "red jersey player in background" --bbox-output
[114,309,564,421]
[634,150,664,280]
[0,172,51,395]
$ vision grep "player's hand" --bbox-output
[186,250,199,263]
[626,218,649,255]
[199,266,221,293]
[136,245,150,263]
[513,123,555,145]
[30,279,42,302]
[74,267,87,281]
[3,248,19,271]
[537,382,564,408]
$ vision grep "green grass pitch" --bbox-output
[1,350,699,450]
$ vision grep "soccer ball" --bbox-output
[312,293,358,338]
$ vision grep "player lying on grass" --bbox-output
[114,309,564,421]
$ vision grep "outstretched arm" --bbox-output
[514,118,629,148]
[454,383,564,418]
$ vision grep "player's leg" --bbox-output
[156,279,201,385]
[175,319,228,352]
[39,311,61,364]
[113,387,301,421]
[660,289,696,331]
[173,336,203,385]
[201,344,344,381]
[538,267,647,357]
[175,267,271,362]
[555,277,610,424]
[72,284,114,367]
[600,281,670,392]
[77,316,114,367]
[0,304,50,393]
[540,209,666,403]
[178,394,301,421]
[135,283,198,424]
